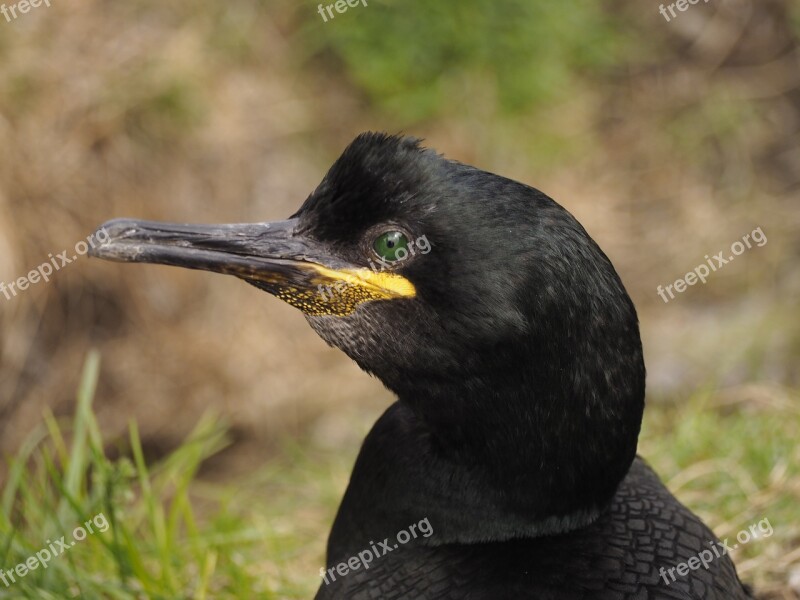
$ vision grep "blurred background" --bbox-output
[0,0,798,597]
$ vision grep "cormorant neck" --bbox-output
[391,298,645,541]
[402,353,642,528]
[327,319,645,560]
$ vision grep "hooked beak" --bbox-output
[89,218,416,316]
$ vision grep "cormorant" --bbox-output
[91,133,754,599]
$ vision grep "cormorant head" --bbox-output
[92,133,645,520]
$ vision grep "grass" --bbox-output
[640,387,800,596]
[0,354,797,599]
[0,353,346,599]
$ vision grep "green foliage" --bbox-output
[0,354,257,599]
[0,352,346,599]
[306,0,634,123]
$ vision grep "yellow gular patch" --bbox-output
[278,267,416,317]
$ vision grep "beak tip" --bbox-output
[89,218,142,260]
[96,217,138,237]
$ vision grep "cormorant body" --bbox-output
[92,133,753,599]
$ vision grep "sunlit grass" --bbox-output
[0,353,345,599]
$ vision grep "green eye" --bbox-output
[373,230,410,262]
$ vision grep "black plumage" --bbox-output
[91,132,753,599]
